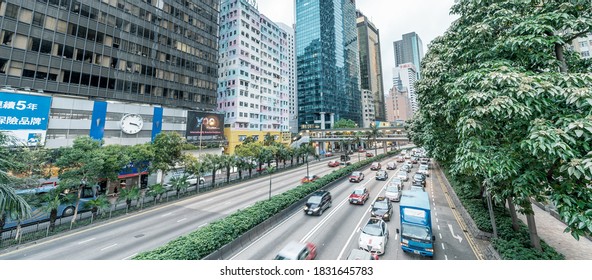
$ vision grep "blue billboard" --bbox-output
[0,91,52,130]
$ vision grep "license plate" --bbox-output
[413,250,420,254]
[308,211,312,214]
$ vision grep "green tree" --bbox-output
[0,133,31,232]
[55,137,103,225]
[412,0,592,250]
[202,154,222,186]
[128,143,155,189]
[219,154,237,183]
[263,132,275,146]
[333,118,358,129]
[169,174,190,197]
[84,195,111,219]
[147,183,167,202]
[118,186,141,209]
[151,132,186,185]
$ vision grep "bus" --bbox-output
[2,183,97,230]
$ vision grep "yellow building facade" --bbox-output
[224,128,291,154]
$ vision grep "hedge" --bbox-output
[134,150,399,259]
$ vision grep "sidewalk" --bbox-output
[517,203,592,260]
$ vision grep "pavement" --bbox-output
[516,203,592,260]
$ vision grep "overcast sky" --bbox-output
[255,0,459,91]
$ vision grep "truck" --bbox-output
[396,190,435,257]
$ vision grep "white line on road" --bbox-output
[206,198,214,202]
[77,238,95,245]
[435,212,438,217]
[437,225,441,230]
[161,212,174,217]
[198,223,208,228]
[439,233,442,239]
[442,243,445,250]
[300,198,348,242]
[177,218,187,223]
[445,255,448,260]
[436,218,439,223]
[100,243,118,251]
[122,253,137,260]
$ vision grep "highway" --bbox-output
[0,150,384,260]
[229,156,481,260]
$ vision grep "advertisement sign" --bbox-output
[0,91,52,146]
[186,111,225,141]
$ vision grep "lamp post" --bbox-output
[267,166,275,200]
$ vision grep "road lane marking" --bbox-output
[445,255,448,260]
[442,243,445,250]
[100,244,118,251]
[436,218,439,223]
[77,238,95,245]
[122,253,137,260]
[300,197,348,242]
[439,233,442,239]
[448,224,463,243]
[437,225,440,230]
[161,212,174,217]
[434,165,484,260]
[198,223,208,228]
[177,218,187,223]
[206,198,214,202]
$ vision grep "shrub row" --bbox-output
[134,150,398,259]
[445,171,564,260]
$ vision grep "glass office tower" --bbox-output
[295,0,361,130]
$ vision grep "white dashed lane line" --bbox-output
[442,243,446,250]
[77,238,95,245]
[100,244,117,251]
[177,218,187,223]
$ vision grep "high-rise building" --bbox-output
[361,89,375,128]
[277,22,298,134]
[0,0,220,148]
[217,0,290,153]
[393,32,423,79]
[295,0,361,130]
[385,86,412,123]
[357,10,385,122]
[393,63,418,114]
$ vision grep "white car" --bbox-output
[418,164,430,177]
[358,218,389,255]
[397,171,409,181]
[186,175,205,185]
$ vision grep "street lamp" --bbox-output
[267,166,275,200]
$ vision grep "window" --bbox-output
[4,3,19,19]
[32,12,45,26]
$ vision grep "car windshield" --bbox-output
[414,175,424,180]
[362,224,383,236]
[353,189,365,195]
[308,196,322,204]
[401,224,431,241]
[373,201,389,210]
[351,172,361,176]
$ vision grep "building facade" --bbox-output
[385,86,411,123]
[217,0,290,154]
[277,22,298,134]
[0,0,220,147]
[393,63,418,114]
[361,89,375,128]
[295,0,361,130]
[356,10,385,122]
[393,32,423,79]
[572,33,591,60]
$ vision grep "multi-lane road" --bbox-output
[229,156,482,260]
[0,149,481,260]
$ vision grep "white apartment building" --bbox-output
[393,63,418,114]
[361,89,376,128]
[217,0,291,153]
[277,22,298,134]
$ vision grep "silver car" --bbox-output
[397,171,408,181]
[385,184,402,202]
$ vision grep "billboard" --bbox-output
[186,111,225,141]
[0,91,52,146]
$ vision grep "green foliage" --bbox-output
[333,118,358,129]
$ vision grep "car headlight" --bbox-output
[426,248,434,252]
[383,213,389,218]
[304,206,309,210]
[371,211,375,216]
[401,239,409,245]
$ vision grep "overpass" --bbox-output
[290,127,410,153]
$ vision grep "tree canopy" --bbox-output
[333,118,358,129]
[411,0,592,242]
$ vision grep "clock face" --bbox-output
[120,114,144,134]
